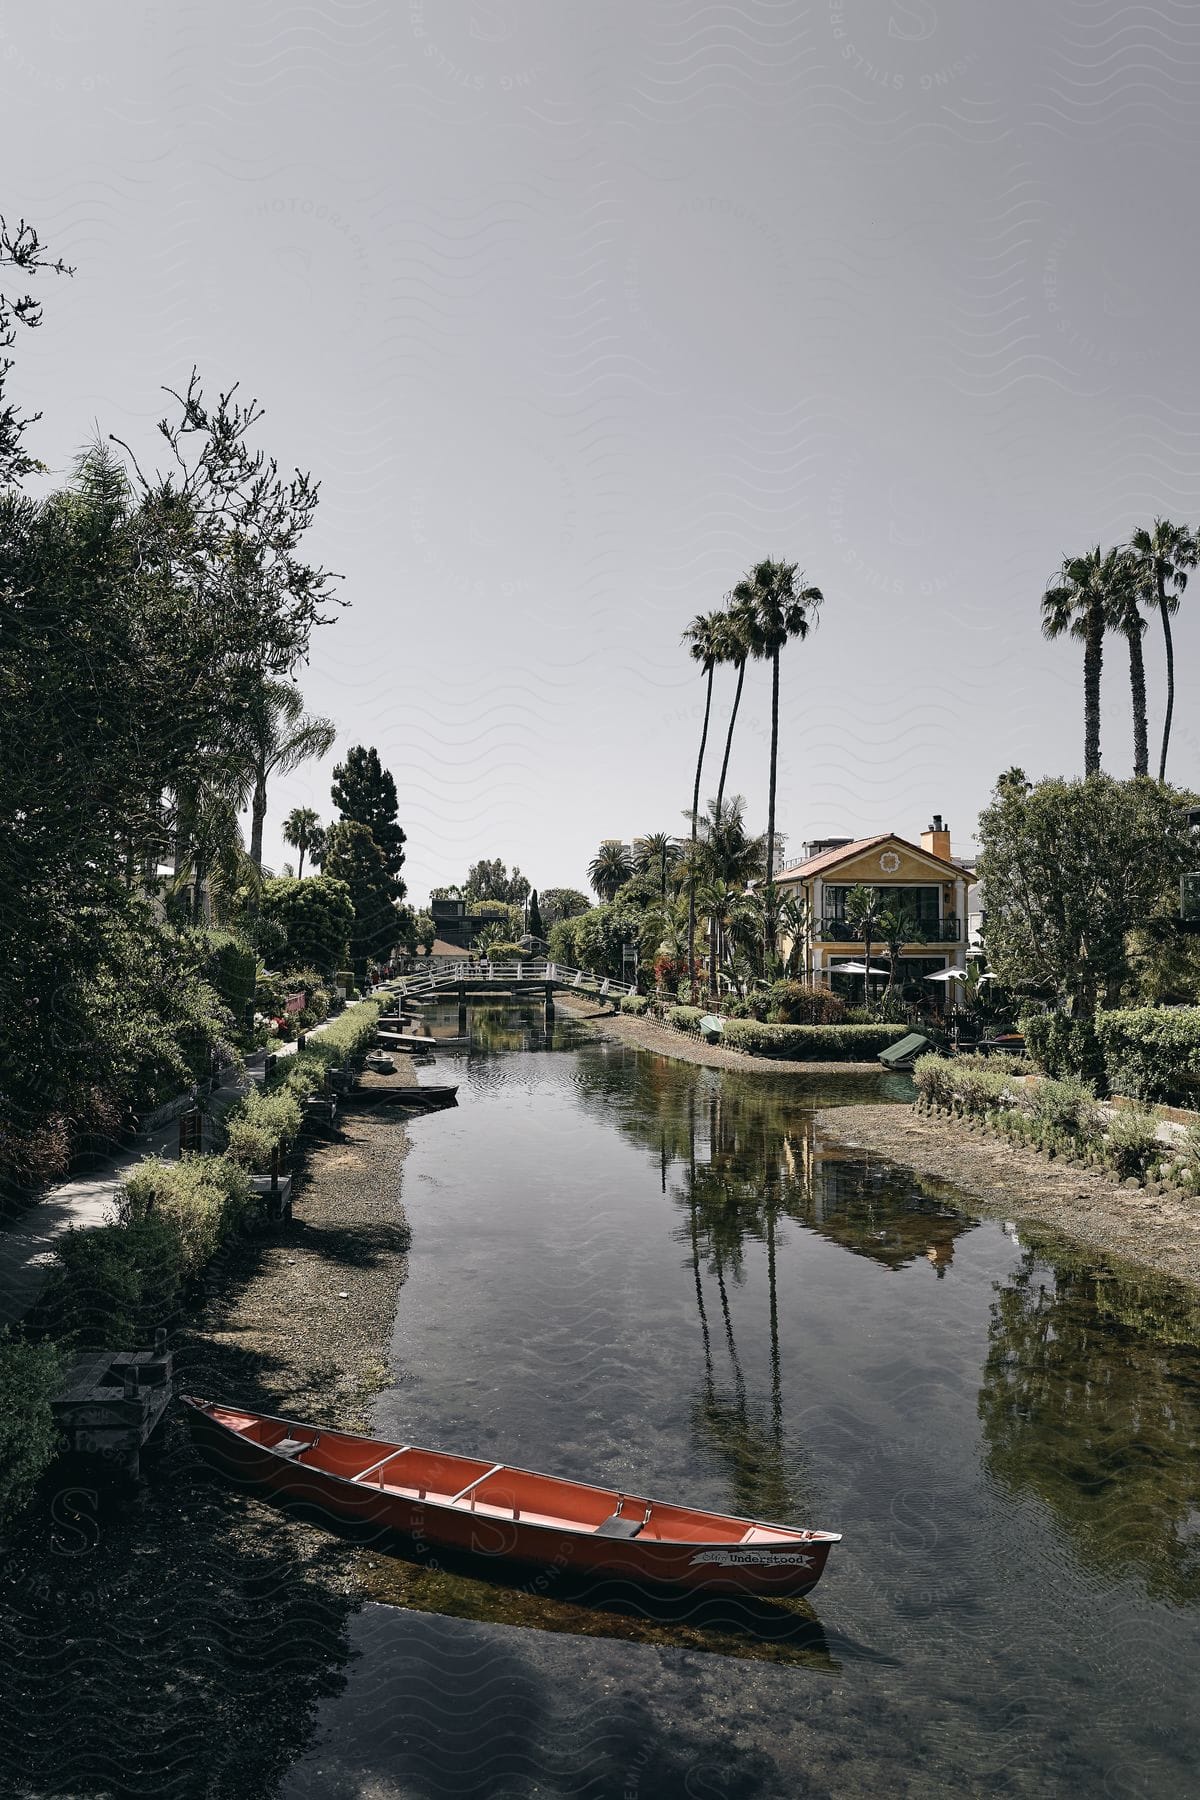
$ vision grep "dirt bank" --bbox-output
[0,1071,416,1800]
[819,1102,1200,1291]
[554,992,884,1079]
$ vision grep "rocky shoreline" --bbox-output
[819,1101,1200,1292]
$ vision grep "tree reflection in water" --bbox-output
[979,1236,1200,1603]
[630,1065,981,1527]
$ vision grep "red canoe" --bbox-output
[184,1398,840,1597]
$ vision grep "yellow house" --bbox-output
[773,816,969,998]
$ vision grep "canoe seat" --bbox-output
[594,1513,643,1539]
[275,1438,314,1458]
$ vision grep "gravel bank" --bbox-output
[553,992,884,1079]
[0,1072,416,1800]
[819,1102,1200,1291]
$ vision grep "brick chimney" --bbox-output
[921,813,951,861]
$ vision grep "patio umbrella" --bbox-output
[826,960,891,976]
[923,968,969,983]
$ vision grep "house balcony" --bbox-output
[814,915,962,944]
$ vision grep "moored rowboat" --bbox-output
[184,1398,840,1596]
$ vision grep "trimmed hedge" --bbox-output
[1021,1013,1104,1087]
[668,1006,705,1033]
[0,1336,66,1529]
[620,994,649,1015]
[722,1022,909,1061]
[1094,1009,1200,1106]
[1025,1007,1200,1106]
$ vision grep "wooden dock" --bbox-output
[51,1336,173,1477]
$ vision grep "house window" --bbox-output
[825,885,940,928]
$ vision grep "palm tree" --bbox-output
[876,903,918,1001]
[1102,553,1150,776]
[1040,547,1125,777]
[740,560,823,953]
[682,610,728,994]
[713,593,760,819]
[588,838,633,901]
[1128,519,1198,781]
[170,784,258,926]
[282,806,322,878]
[241,683,336,870]
[845,884,885,1013]
[776,890,811,979]
[633,831,679,911]
[695,794,768,890]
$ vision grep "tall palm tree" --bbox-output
[1128,519,1198,781]
[682,610,727,994]
[1040,546,1125,778]
[241,683,336,870]
[740,560,823,953]
[1102,553,1150,776]
[282,806,322,878]
[713,593,760,819]
[587,838,633,901]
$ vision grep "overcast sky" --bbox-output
[6,2,1200,901]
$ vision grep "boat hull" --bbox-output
[185,1401,836,1597]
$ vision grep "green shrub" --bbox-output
[723,992,766,1020]
[45,1216,185,1347]
[260,875,354,975]
[913,1053,954,1110]
[620,994,648,1015]
[721,1022,909,1060]
[668,1006,705,1033]
[1104,1106,1162,1182]
[223,1086,303,1169]
[268,1000,383,1102]
[1021,1013,1105,1088]
[1093,1008,1200,1107]
[118,1154,253,1280]
[914,1053,1020,1115]
[763,981,846,1026]
[1025,1074,1101,1140]
[0,1336,66,1528]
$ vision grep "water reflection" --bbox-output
[309,1007,1200,1795]
[980,1232,1200,1604]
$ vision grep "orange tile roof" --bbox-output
[774,833,962,882]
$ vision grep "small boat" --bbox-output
[878,1031,932,1071]
[183,1398,840,1596]
[376,1031,440,1052]
[388,1083,458,1106]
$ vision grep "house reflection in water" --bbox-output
[788,1130,976,1277]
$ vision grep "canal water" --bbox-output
[284,1006,1200,1798]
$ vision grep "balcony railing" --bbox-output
[814,915,962,944]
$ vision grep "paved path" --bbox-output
[0,1004,370,1331]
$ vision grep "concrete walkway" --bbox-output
[0,1004,369,1331]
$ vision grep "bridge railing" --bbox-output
[399,960,636,1000]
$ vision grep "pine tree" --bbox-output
[528,889,545,940]
[331,746,406,892]
[321,820,401,980]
